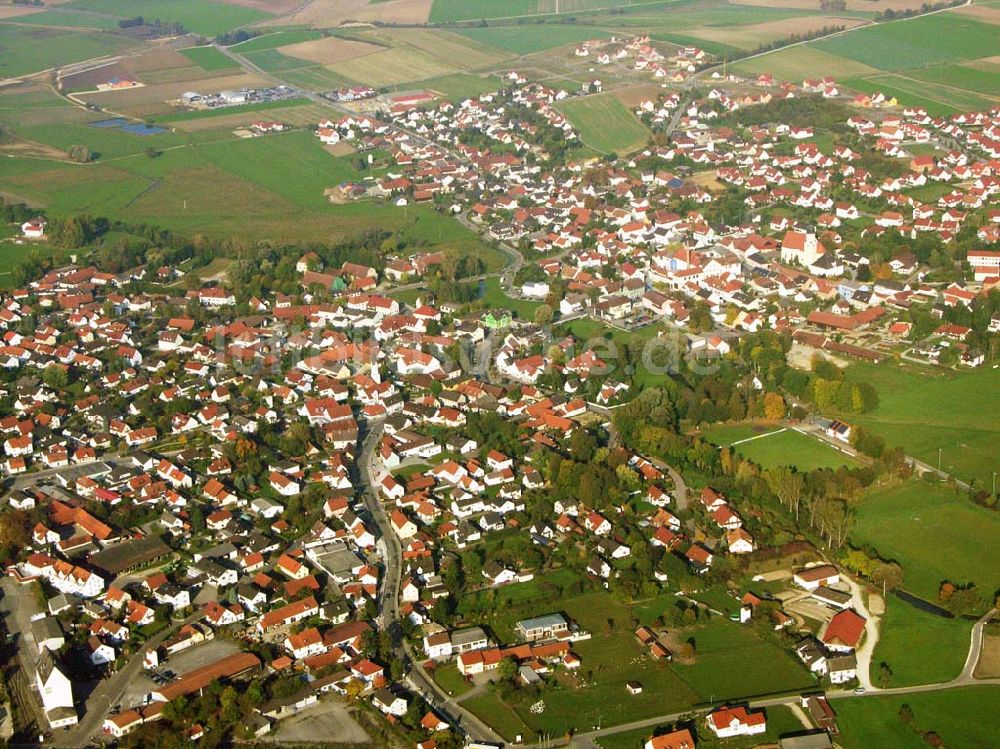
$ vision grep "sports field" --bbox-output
[556,93,649,154]
[701,424,861,471]
[851,481,999,605]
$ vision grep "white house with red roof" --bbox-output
[705,705,766,738]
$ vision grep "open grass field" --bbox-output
[0,27,133,78]
[734,44,879,80]
[0,91,500,255]
[557,93,649,154]
[282,0,433,27]
[813,14,998,71]
[168,103,329,132]
[2,9,122,30]
[360,28,512,69]
[431,663,472,697]
[835,686,1000,749]
[669,617,816,701]
[908,60,1000,97]
[62,0,272,36]
[700,424,860,471]
[455,24,608,55]
[329,45,459,88]
[228,30,326,53]
[429,0,672,23]
[418,73,504,100]
[851,480,1000,605]
[871,598,973,688]
[276,36,384,66]
[179,46,240,71]
[835,362,1000,488]
[839,73,998,116]
[735,8,1000,112]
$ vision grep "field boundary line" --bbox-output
[729,427,786,446]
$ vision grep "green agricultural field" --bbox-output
[4,9,122,30]
[279,66,359,91]
[62,0,271,36]
[834,362,1000,488]
[179,46,239,71]
[329,45,458,88]
[430,0,673,23]
[908,61,1000,98]
[0,27,133,78]
[813,13,999,71]
[835,686,1000,749]
[456,24,608,55]
[242,49,315,73]
[838,75,993,117]
[417,73,504,100]
[430,0,537,22]
[852,481,1000,605]
[872,598,973,688]
[557,94,650,155]
[700,423,777,446]
[735,45,880,81]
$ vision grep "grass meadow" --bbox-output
[871,598,973,687]
[835,686,1000,749]
[179,46,239,71]
[851,480,999,604]
[557,93,650,154]
[61,0,271,36]
[834,362,1000,488]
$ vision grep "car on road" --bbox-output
[854,686,866,694]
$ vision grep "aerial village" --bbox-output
[1,29,998,749]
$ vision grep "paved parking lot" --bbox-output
[261,699,369,744]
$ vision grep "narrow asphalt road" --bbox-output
[357,421,504,744]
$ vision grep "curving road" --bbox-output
[357,421,503,744]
